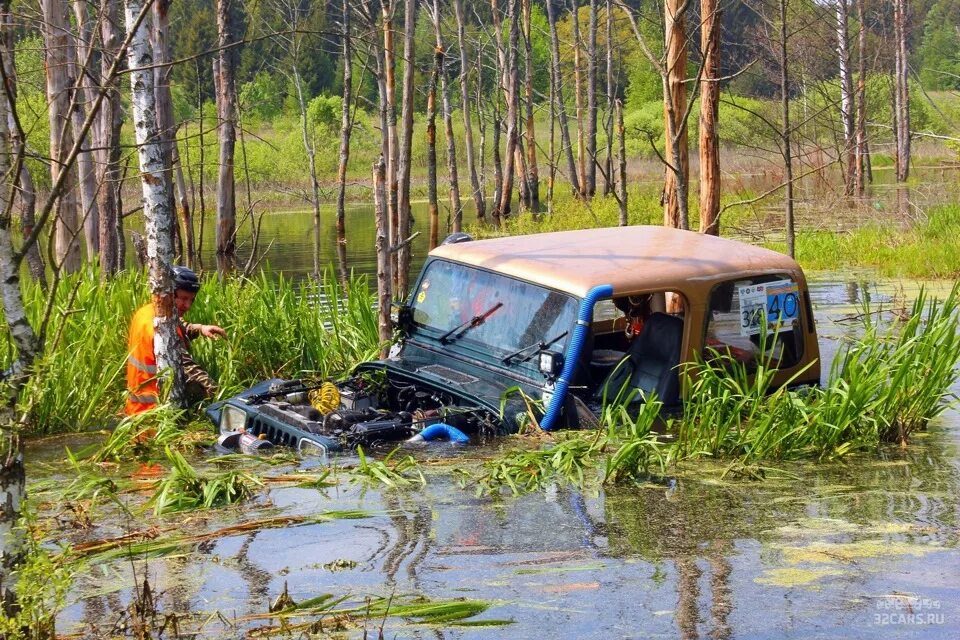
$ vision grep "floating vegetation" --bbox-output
[351,446,425,487]
[148,447,263,514]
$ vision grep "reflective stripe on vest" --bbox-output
[127,353,158,375]
[127,392,159,404]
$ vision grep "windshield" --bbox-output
[410,259,579,367]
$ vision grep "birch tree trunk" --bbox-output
[396,0,417,297]
[780,0,795,258]
[547,0,581,197]
[432,0,462,232]
[41,0,81,272]
[854,0,867,195]
[126,0,185,406]
[585,0,598,197]
[662,0,689,229]
[373,156,392,357]
[427,49,440,249]
[215,0,237,273]
[893,0,910,183]
[521,0,539,211]
[99,0,124,275]
[699,0,720,235]
[152,0,177,251]
[454,0,485,222]
[71,0,101,257]
[836,0,855,195]
[0,1,38,606]
[336,0,352,284]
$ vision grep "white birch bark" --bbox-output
[125,0,184,405]
[71,0,101,255]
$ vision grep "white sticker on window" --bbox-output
[738,279,800,336]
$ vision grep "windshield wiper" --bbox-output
[439,302,504,344]
[501,330,569,364]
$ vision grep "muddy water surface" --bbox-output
[34,276,960,638]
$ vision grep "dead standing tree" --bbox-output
[617,0,711,230]
[427,0,463,234]
[546,0,581,198]
[335,0,353,283]
[699,0,721,235]
[453,0,485,222]
[215,0,238,273]
[493,0,520,222]
[395,0,417,297]
[836,0,855,195]
[892,0,909,183]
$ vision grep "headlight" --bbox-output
[221,405,247,434]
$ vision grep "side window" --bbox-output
[704,275,804,369]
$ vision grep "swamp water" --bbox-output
[27,276,960,638]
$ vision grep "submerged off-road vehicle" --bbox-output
[208,226,820,456]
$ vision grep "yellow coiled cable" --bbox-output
[309,382,341,414]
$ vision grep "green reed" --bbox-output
[351,446,425,487]
[0,267,380,434]
[148,446,263,514]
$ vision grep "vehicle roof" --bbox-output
[428,225,804,298]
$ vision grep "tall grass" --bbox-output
[1,268,380,434]
[673,284,960,463]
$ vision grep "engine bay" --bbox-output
[215,373,501,454]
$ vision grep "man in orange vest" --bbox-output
[125,266,227,415]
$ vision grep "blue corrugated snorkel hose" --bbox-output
[540,284,612,431]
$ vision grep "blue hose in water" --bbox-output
[413,423,470,443]
[540,284,613,431]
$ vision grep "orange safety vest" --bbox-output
[125,303,184,415]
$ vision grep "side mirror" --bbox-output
[391,303,414,334]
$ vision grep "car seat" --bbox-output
[596,312,684,406]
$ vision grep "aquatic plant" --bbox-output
[148,447,263,514]
[351,446,425,487]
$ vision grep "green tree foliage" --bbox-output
[918,0,960,89]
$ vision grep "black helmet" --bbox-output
[441,232,473,245]
[172,265,200,293]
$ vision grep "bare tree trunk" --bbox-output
[41,0,81,272]
[780,0,795,257]
[373,156,392,356]
[893,0,910,183]
[71,0,101,257]
[616,98,627,225]
[0,0,39,605]
[495,0,520,221]
[215,0,237,273]
[126,0,185,404]
[395,0,417,297]
[1,6,45,287]
[196,59,206,271]
[662,0,689,229]
[489,0,506,226]
[854,0,867,195]
[699,0,720,235]
[152,0,178,249]
[293,64,322,277]
[836,0,855,195]
[521,0,539,211]
[336,0,352,284]
[548,58,556,214]
[547,0,581,197]
[427,48,440,249]
[585,0,598,197]
[382,1,399,285]
[431,0,462,232]
[476,46,488,215]
[603,0,614,196]
[454,0,485,222]
[571,0,586,195]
